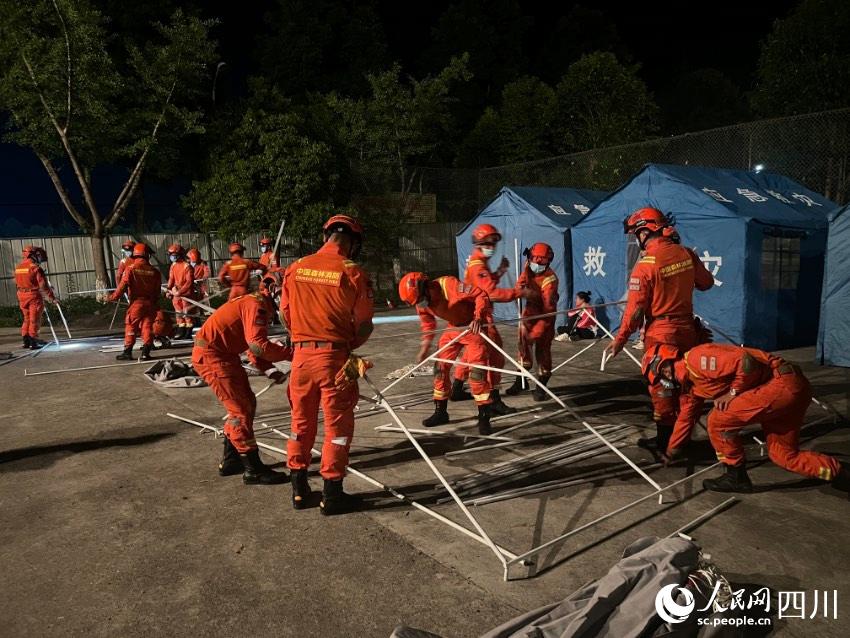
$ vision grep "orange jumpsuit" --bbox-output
[192,294,292,453]
[193,260,212,299]
[115,256,132,287]
[15,259,55,339]
[668,344,841,481]
[456,248,517,385]
[153,309,174,339]
[109,259,162,348]
[614,238,714,427]
[218,255,266,300]
[259,251,280,271]
[516,267,559,375]
[418,276,497,406]
[281,242,374,481]
[168,260,195,330]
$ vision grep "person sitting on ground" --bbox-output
[558,291,597,341]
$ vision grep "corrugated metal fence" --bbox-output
[0,223,464,305]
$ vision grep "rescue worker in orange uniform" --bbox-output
[166,244,195,340]
[399,272,513,436]
[218,242,265,301]
[258,236,280,271]
[192,271,292,485]
[116,239,136,284]
[605,207,715,453]
[108,243,161,361]
[15,245,56,349]
[281,215,374,515]
[455,223,526,413]
[506,242,559,401]
[153,309,174,349]
[186,248,211,329]
[643,343,850,494]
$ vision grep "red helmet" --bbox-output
[642,344,681,386]
[167,243,184,256]
[260,270,283,296]
[187,248,201,262]
[22,244,37,259]
[121,239,135,251]
[259,236,273,247]
[471,223,501,245]
[398,272,428,305]
[323,214,364,238]
[527,242,554,264]
[623,207,670,235]
[228,242,245,255]
[132,243,152,258]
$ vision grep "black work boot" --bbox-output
[239,449,288,485]
[422,400,450,427]
[320,479,362,516]
[703,464,753,493]
[218,437,243,476]
[29,337,47,349]
[505,374,527,396]
[115,346,133,360]
[449,379,472,401]
[637,424,673,454]
[291,469,312,510]
[532,375,551,402]
[477,404,492,435]
[489,389,517,416]
[178,326,189,340]
[139,344,153,361]
[22,335,31,349]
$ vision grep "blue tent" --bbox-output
[456,186,608,320]
[817,204,850,367]
[571,164,834,351]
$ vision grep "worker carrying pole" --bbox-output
[14,246,57,350]
[108,243,162,361]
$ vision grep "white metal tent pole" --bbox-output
[271,219,286,268]
[550,338,600,374]
[379,328,470,396]
[362,375,508,568]
[514,238,526,390]
[480,332,566,408]
[42,306,60,346]
[584,311,642,368]
[54,301,73,339]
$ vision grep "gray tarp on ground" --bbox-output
[144,359,206,388]
[391,536,701,638]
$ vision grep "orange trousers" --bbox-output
[517,320,554,375]
[707,372,841,481]
[192,349,258,453]
[434,327,503,405]
[645,320,700,427]
[172,296,193,328]
[124,299,156,347]
[227,284,249,300]
[286,347,357,481]
[17,291,44,338]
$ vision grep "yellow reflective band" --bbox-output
[639,256,656,263]
[437,277,450,299]
[230,264,247,271]
[541,275,557,288]
[433,390,450,399]
[343,259,357,268]
[467,260,485,267]
[819,467,833,481]
[473,393,492,402]
[15,268,29,274]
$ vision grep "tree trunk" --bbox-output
[90,230,110,303]
[134,186,145,235]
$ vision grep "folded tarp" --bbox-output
[144,358,206,388]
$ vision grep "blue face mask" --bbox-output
[190,261,197,268]
[169,255,178,263]
[260,246,269,253]
[122,249,132,258]
[529,262,546,274]
[480,247,495,258]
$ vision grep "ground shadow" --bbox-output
[0,432,175,473]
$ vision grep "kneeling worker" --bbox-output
[192,272,292,485]
[643,343,850,494]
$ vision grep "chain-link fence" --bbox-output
[479,108,850,205]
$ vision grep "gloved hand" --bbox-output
[266,369,288,385]
[334,354,373,390]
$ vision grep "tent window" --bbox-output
[761,236,800,290]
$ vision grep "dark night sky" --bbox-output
[209,0,801,93]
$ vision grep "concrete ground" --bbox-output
[1,315,848,637]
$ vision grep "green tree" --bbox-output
[751,0,850,116]
[326,55,471,218]
[658,69,750,134]
[184,87,339,240]
[455,106,501,168]
[555,52,659,152]
[0,1,215,296]
[495,76,558,163]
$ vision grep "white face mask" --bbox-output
[260,246,269,253]
[190,261,197,268]
[529,262,546,274]
[122,249,132,258]
[169,255,178,263]
[480,247,495,258]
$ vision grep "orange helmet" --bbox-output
[228,242,245,254]
[398,272,428,305]
[121,239,135,251]
[260,270,283,296]
[187,248,201,262]
[167,243,184,256]
[623,207,671,235]
[259,236,274,247]
[642,344,681,387]
[132,243,152,258]
[323,214,364,238]
[527,242,554,264]
[471,223,501,245]
[22,244,37,259]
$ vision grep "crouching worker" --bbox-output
[643,343,850,495]
[399,272,517,435]
[153,310,173,349]
[507,242,559,400]
[192,271,292,485]
[109,243,161,361]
